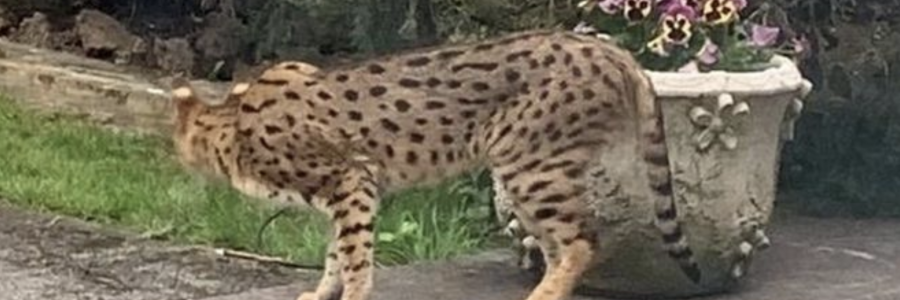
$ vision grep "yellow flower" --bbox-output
[659,4,696,45]
[701,0,744,25]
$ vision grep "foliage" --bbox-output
[242,0,354,64]
[574,0,803,72]
[771,0,900,218]
[241,0,441,63]
[375,168,499,264]
[432,0,582,42]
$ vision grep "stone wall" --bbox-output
[0,39,227,135]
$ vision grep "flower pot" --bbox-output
[493,55,813,298]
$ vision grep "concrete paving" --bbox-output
[0,201,312,300]
[2,200,899,300]
[204,215,900,300]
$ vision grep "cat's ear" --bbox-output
[222,82,250,107]
[171,76,201,112]
[276,61,323,76]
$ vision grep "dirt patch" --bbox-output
[0,200,310,300]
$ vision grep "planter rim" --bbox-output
[644,55,810,98]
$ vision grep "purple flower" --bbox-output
[683,0,702,9]
[748,23,780,47]
[661,0,700,13]
[697,39,720,65]
[663,1,698,21]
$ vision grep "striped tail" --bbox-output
[630,69,702,284]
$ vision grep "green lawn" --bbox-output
[0,97,502,267]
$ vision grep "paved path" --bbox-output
[0,201,311,300]
[2,200,899,300]
[205,215,900,300]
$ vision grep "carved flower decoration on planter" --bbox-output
[688,93,750,151]
[575,0,807,72]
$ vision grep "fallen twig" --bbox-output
[213,248,324,270]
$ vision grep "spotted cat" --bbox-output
[169,29,700,300]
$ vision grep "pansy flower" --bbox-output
[696,38,720,65]
[658,2,697,45]
[747,23,780,47]
[701,0,747,25]
[624,0,654,22]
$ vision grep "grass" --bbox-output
[0,96,502,267]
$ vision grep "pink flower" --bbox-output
[748,23,780,47]
[697,39,720,65]
[791,34,812,60]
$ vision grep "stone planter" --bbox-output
[494,55,813,298]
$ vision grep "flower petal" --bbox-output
[677,60,700,73]
[749,23,780,47]
[646,35,670,56]
[695,130,715,150]
[719,130,738,150]
[791,35,812,59]
[689,106,714,127]
[663,0,698,20]
[697,39,720,65]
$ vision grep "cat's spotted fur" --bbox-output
[170,29,700,300]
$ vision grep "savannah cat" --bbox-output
[169,29,700,300]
